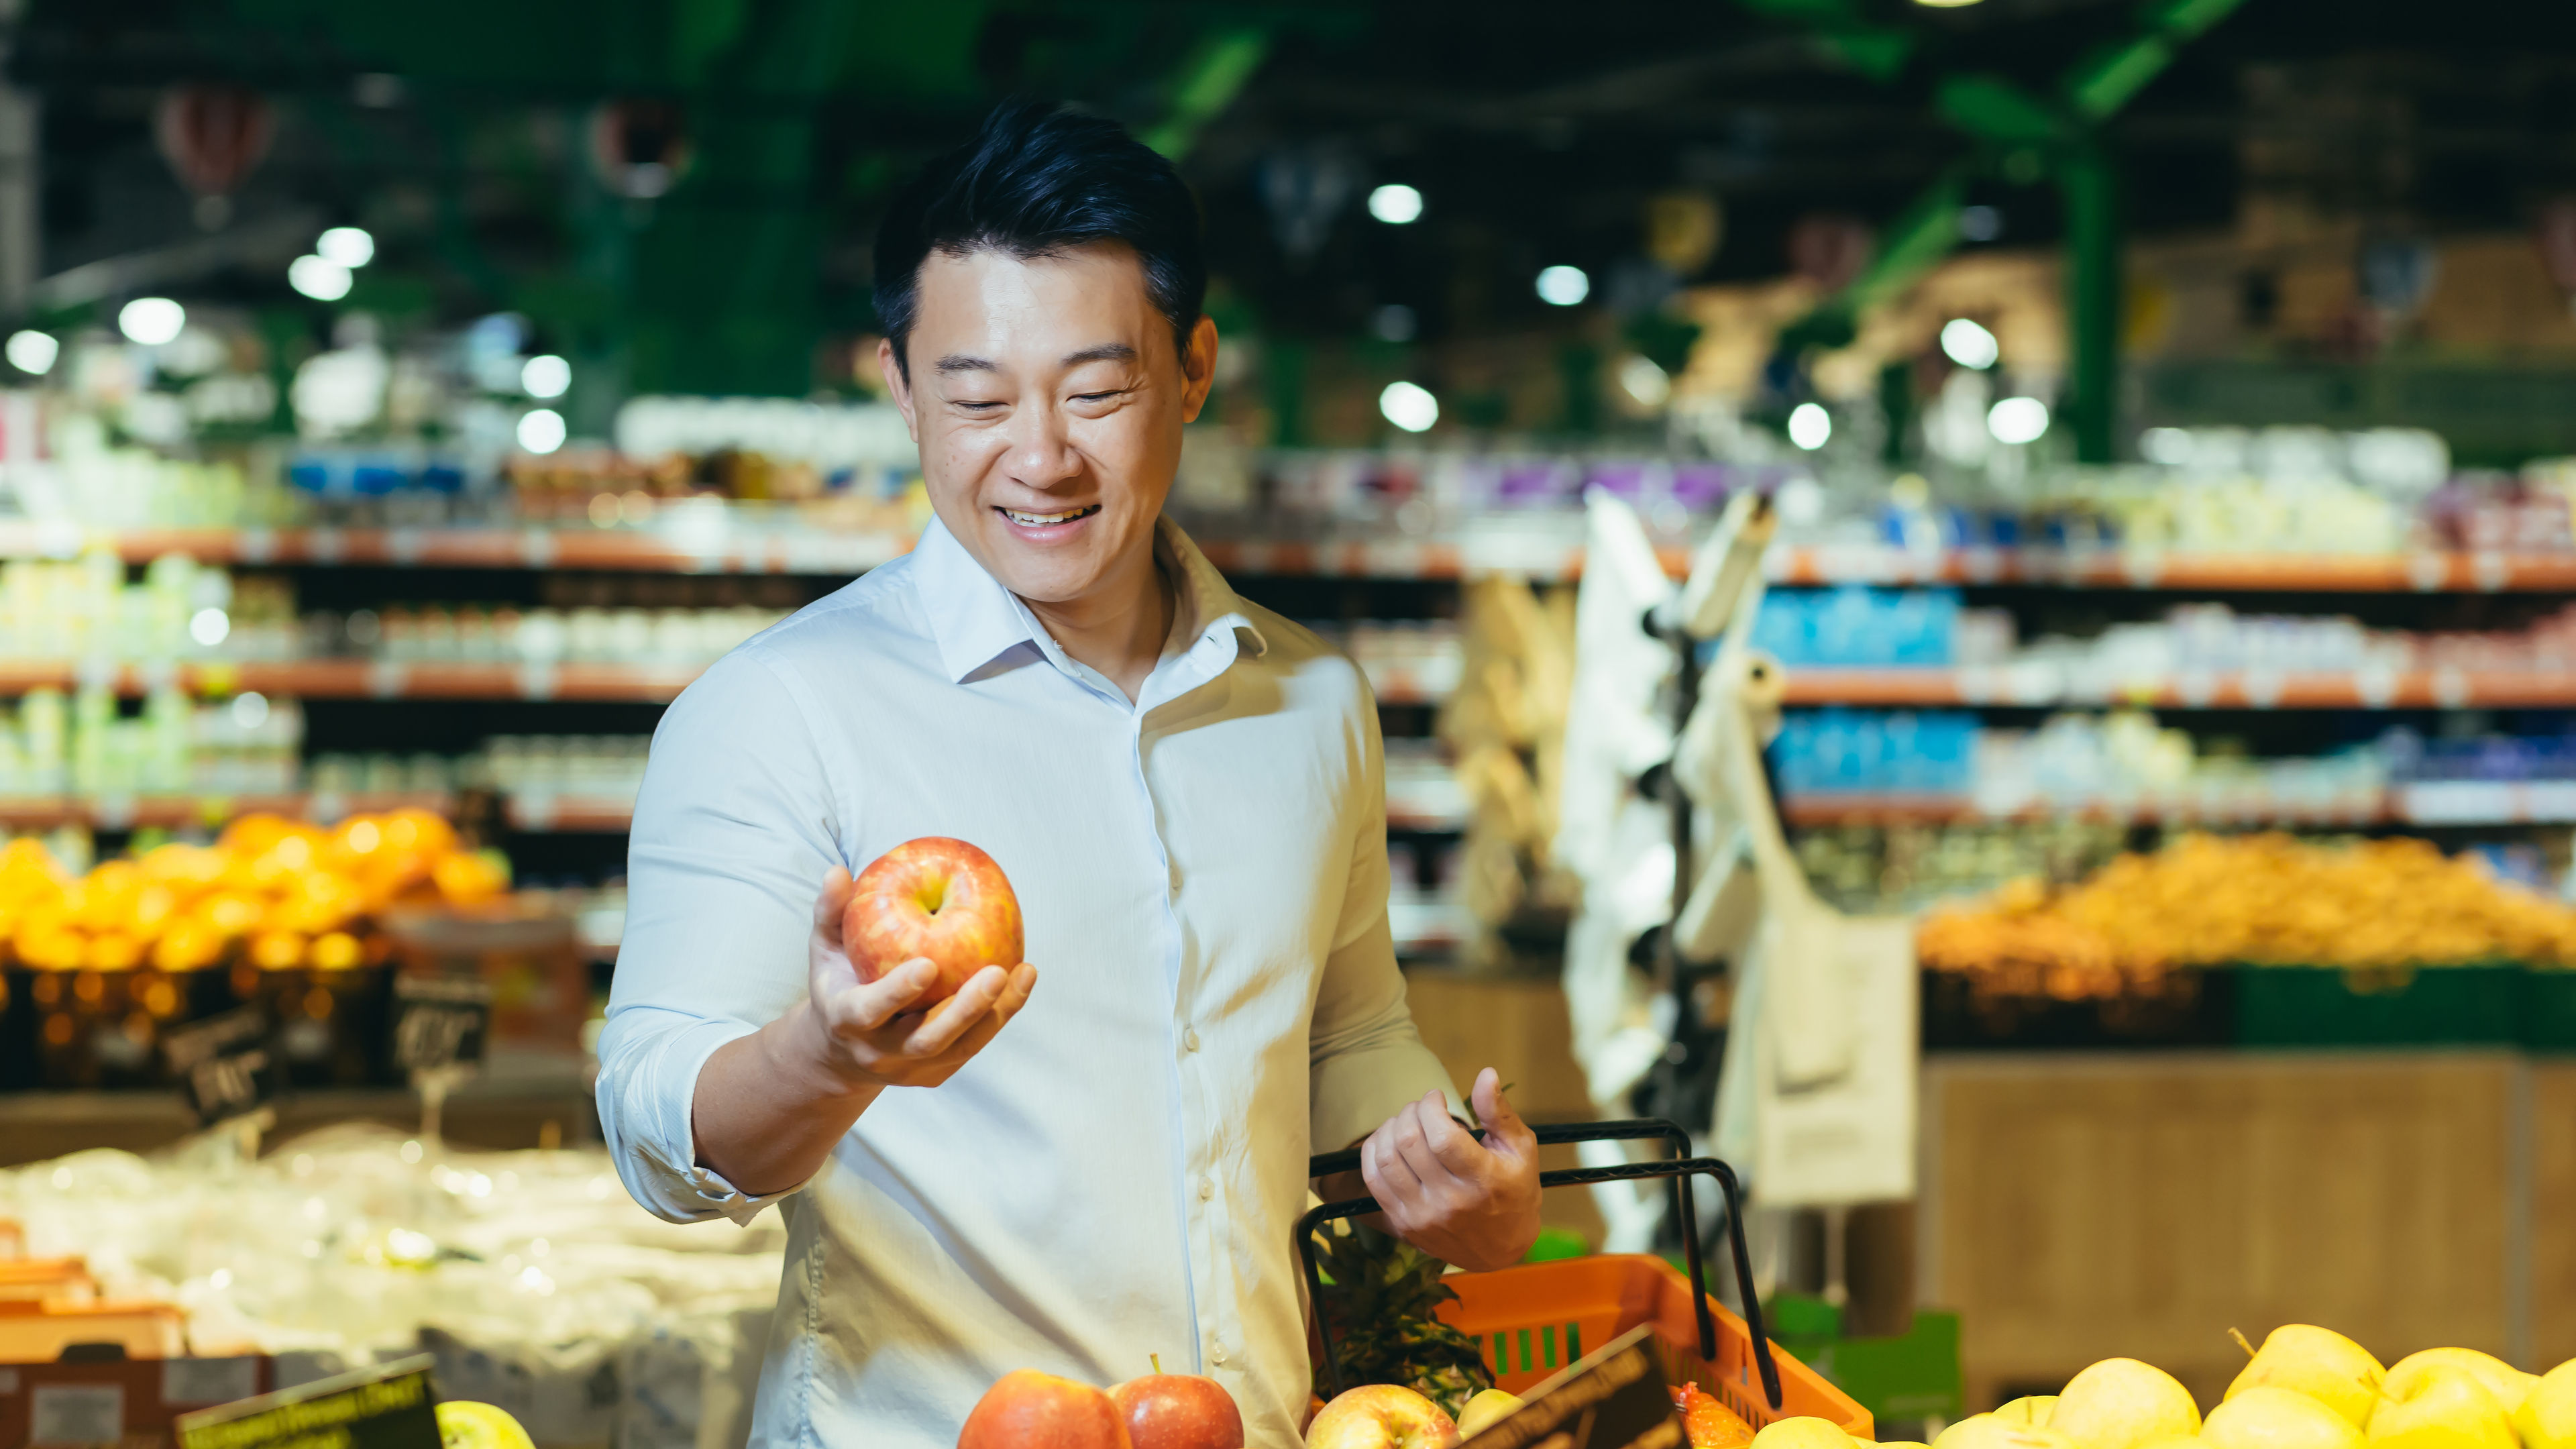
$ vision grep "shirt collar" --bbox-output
[909,511,1267,686]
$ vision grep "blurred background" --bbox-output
[1,0,2575,1442]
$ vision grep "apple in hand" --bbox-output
[1111,1357,1243,1449]
[845,837,1024,1006]
[1305,1385,1458,1449]
[959,1369,1132,1449]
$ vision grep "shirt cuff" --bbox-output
[597,1010,826,1225]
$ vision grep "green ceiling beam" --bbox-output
[1140,27,1271,161]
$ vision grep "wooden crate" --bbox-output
[1921,1052,2528,1407]
[2537,1062,2576,1369]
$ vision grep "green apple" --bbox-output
[2053,1358,2203,1449]
[2229,1327,2387,1429]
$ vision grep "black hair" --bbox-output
[873,100,1206,381]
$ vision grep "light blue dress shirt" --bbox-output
[595,513,1457,1448]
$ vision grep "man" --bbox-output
[596,101,1540,1448]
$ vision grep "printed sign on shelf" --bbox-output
[174,1355,439,1449]
[161,1008,277,1127]
[390,976,493,1075]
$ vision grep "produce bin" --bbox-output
[1921,967,2233,1051]
[1303,1119,1872,1437]
[2233,963,2522,1047]
[2524,967,2576,1053]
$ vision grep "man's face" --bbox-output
[883,242,1215,607]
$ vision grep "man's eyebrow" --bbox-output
[933,354,997,374]
[1061,343,1136,367]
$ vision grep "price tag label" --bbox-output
[176,1355,439,1449]
[1459,1324,1680,1448]
[162,1008,276,1127]
[392,977,492,1075]
[31,1384,124,1448]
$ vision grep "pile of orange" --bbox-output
[1917,831,2576,999]
[4,809,508,975]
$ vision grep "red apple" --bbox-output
[1305,1385,1458,1449]
[959,1369,1132,1449]
[1110,1359,1243,1449]
[845,837,1024,1006]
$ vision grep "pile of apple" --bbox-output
[960,1362,1242,1449]
[1917,1328,2576,1449]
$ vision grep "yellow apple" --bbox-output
[2204,1387,2367,1449]
[2229,1327,2387,1429]
[1754,1418,1859,1449]
[2383,1352,2536,1417]
[1998,1399,2061,1428]
[2051,1358,2203,1449]
[2135,1436,2204,1449]
[1456,1389,1522,1439]
[2514,1359,2576,1449]
[2365,1366,2514,1449]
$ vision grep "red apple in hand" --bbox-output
[1110,1356,1243,1449]
[845,837,1024,1006]
[959,1369,1132,1449]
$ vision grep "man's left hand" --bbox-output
[1355,1068,1541,1272]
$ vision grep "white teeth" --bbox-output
[1002,505,1099,527]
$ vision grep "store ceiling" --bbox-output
[18,0,2576,388]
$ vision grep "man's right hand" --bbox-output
[796,865,1038,1092]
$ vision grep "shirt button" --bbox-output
[1183,1027,1200,1052]
[1197,1177,1214,1201]
[1167,863,1182,894]
[1210,1343,1228,1366]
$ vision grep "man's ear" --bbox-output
[1179,315,1220,424]
[879,337,918,442]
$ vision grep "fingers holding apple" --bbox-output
[847,836,1025,1004]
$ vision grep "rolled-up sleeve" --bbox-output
[1308,682,1460,1152]
[596,645,847,1224]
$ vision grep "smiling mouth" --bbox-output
[998,504,1102,527]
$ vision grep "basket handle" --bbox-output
[1301,1125,1782,1413]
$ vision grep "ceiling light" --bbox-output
[316,226,376,268]
[517,408,568,454]
[288,255,354,302]
[1787,402,1831,450]
[1939,318,2000,370]
[1379,380,1438,433]
[5,331,57,375]
[1536,266,1590,307]
[1367,184,1424,225]
[522,354,572,400]
[118,298,186,346]
[1988,396,2051,445]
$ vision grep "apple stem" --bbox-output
[2228,1328,2256,1360]
[1151,1354,1162,1376]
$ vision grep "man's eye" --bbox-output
[1073,390,1124,404]
[954,400,1002,412]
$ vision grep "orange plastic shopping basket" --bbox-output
[1302,1118,1872,1437]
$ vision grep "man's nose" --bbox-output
[1003,401,1079,489]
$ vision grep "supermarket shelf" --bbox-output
[0,658,709,702]
[16,519,2576,591]
[1764,545,2576,592]
[0,521,914,574]
[0,790,451,830]
[1781,666,2576,710]
[1782,779,2576,828]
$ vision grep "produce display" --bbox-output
[0,1129,788,1449]
[1915,833,2576,998]
[1924,1331,2575,1449]
[845,837,1024,1005]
